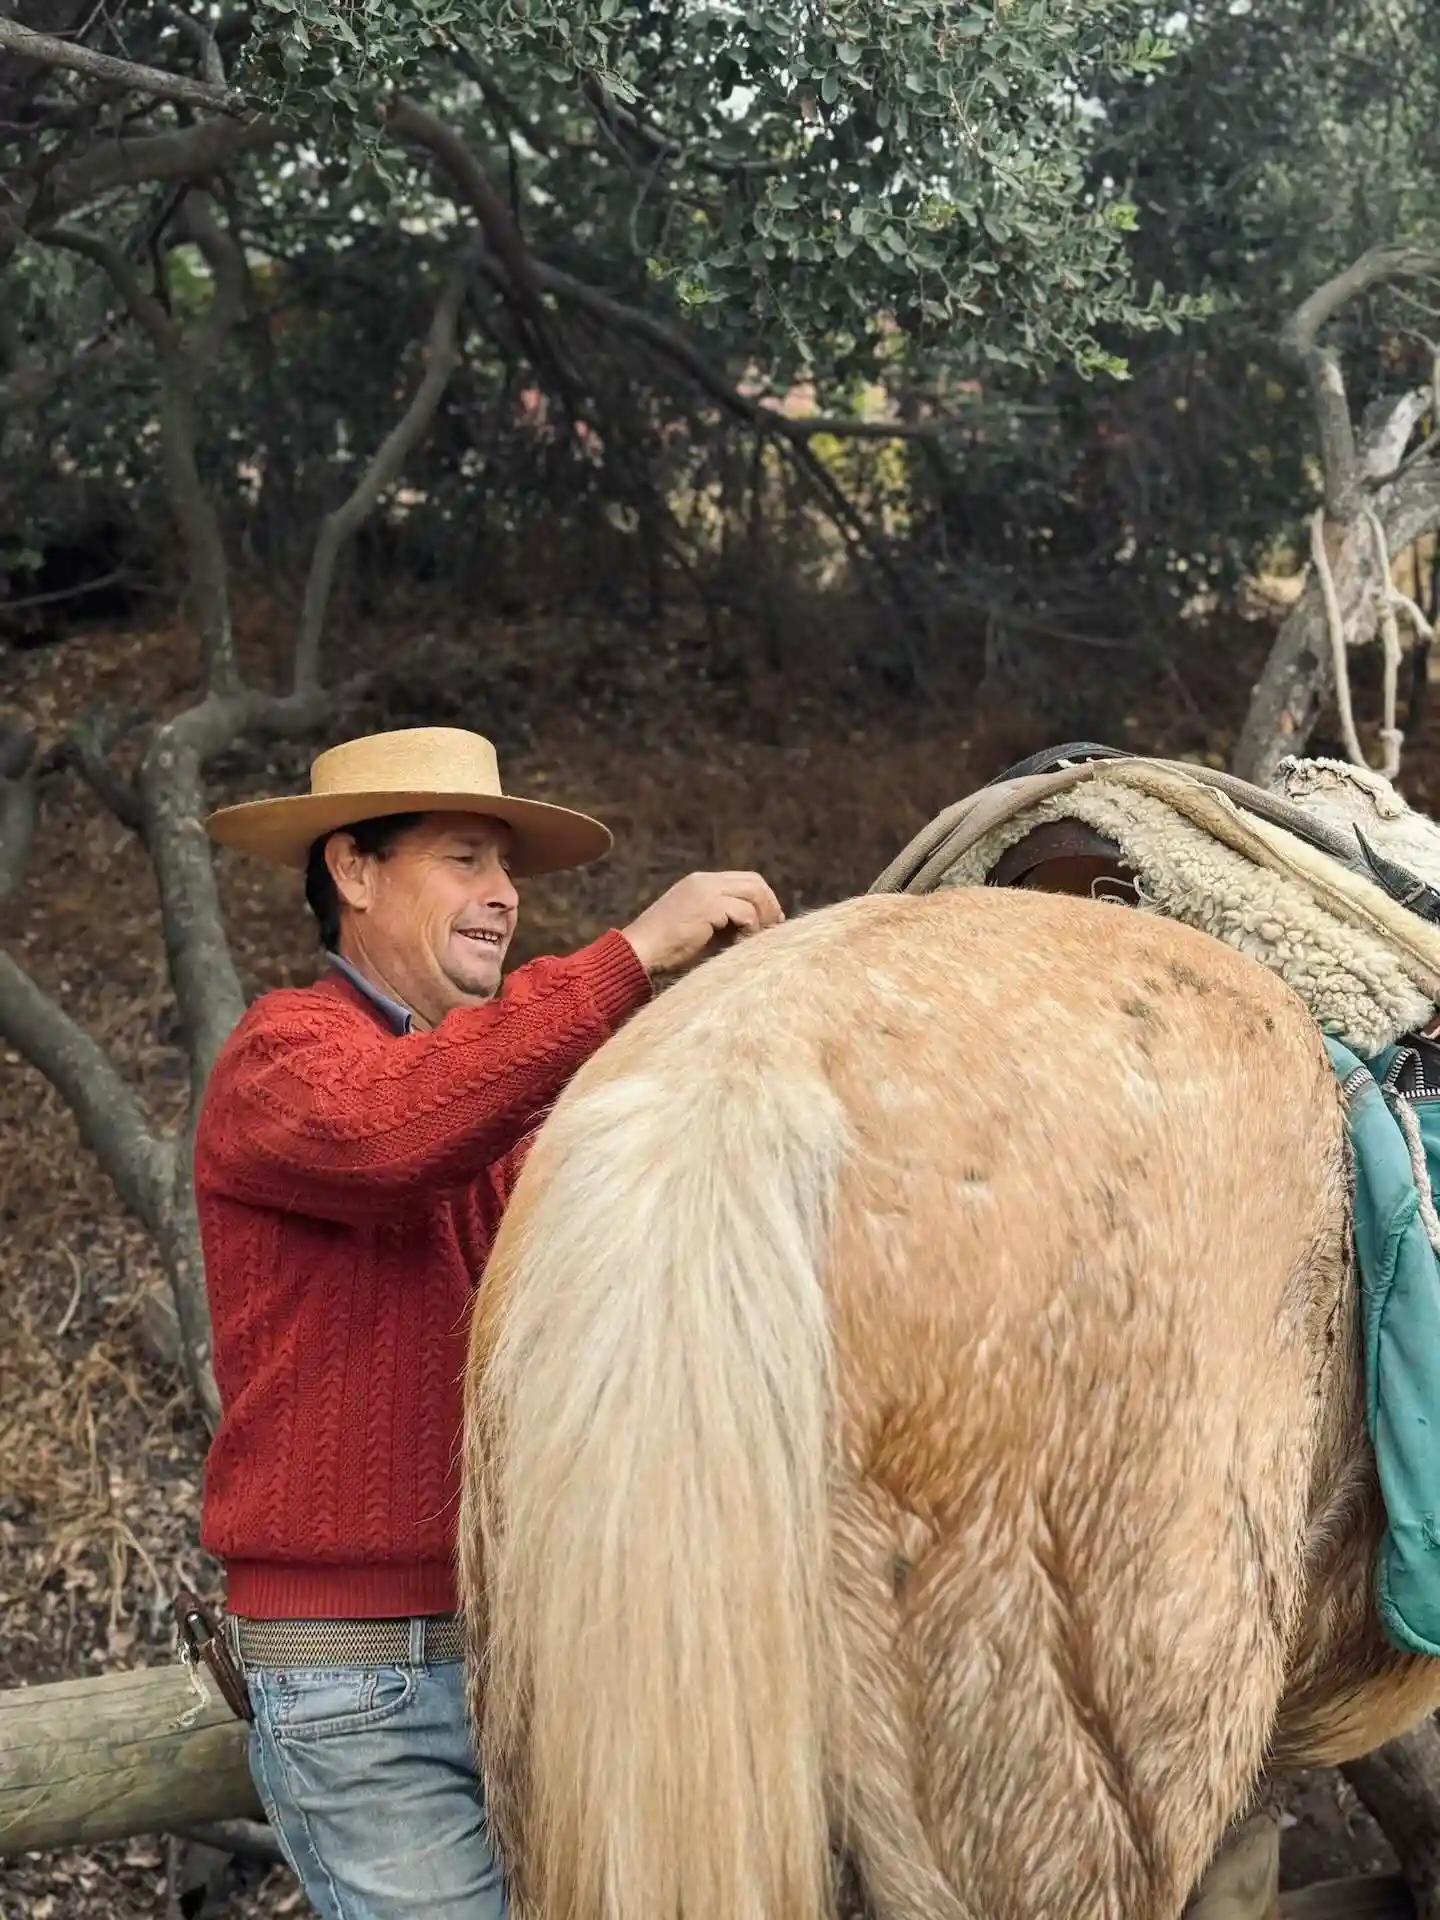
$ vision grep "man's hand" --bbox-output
[622,871,785,980]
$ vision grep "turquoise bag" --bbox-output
[1326,1034,1440,1657]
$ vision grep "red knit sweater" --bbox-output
[194,930,652,1619]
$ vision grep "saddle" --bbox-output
[870,741,1440,1059]
[990,743,1440,920]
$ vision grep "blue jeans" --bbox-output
[241,1646,509,1920]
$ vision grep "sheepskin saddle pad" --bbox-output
[870,745,1440,1059]
[872,744,1440,1658]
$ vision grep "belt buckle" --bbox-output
[172,1587,254,1724]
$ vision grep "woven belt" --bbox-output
[229,1614,465,1668]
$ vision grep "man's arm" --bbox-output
[198,931,650,1222]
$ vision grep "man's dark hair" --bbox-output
[304,812,426,951]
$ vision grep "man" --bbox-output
[193,725,783,1920]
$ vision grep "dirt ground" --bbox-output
[0,590,1433,1915]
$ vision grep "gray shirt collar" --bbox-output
[327,952,415,1034]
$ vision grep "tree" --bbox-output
[0,0,1203,1413]
[892,0,1440,694]
[1232,245,1440,784]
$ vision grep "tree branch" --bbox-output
[294,239,479,692]
[0,949,178,1232]
[1363,385,1435,484]
[579,73,784,179]
[386,94,582,420]
[159,5,227,90]
[387,100,939,457]
[0,16,241,112]
[0,727,175,1234]
[497,252,937,442]
[141,687,330,1097]
[450,46,552,157]
[45,200,242,694]
[42,221,175,352]
[173,188,248,371]
[467,246,922,603]
[49,115,284,218]
[1281,245,1440,522]
[57,711,146,833]
[0,720,39,897]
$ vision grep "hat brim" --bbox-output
[204,789,613,877]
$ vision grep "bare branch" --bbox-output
[58,712,146,833]
[386,95,583,416]
[1281,244,1440,521]
[159,5,227,89]
[500,253,938,442]
[42,222,175,351]
[157,1142,222,1429]
[50,114,284,218]
[464,244,921,604]
[174,188,248,370]
[0,567,143,614]
[450,45,552,156]
[1362,385,1435,482]
[0,721,39,897]
[1285,246,1440,359]
[0,16,240,112]
[1367,352,1440,484]
[0,724,175,1230]
[45,202,242,693]
[295,240,479,691]
[142,687,331,1095]
[387,99,938,452]
[580,73,784,179]
[0,948,177,1232]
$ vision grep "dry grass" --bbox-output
[0,586,1432,1914]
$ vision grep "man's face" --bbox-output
[328,812,520,1023]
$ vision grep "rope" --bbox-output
[1311,506,1371,772]
[1310,504,1437,782]
[1365,507,1406,780]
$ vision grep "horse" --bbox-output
[460,882,1440,1920]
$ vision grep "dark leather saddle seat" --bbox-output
[981,745,1138,902]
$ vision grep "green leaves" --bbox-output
[235,0,1201,389]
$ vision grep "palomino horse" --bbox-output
[461,884,1440,1920]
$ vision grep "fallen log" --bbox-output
[0,1662,260,1855]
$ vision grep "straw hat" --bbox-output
[204,727,613,876]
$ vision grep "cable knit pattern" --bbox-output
[195,929,652,1618]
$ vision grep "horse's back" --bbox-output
[807,885,1348,1500]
